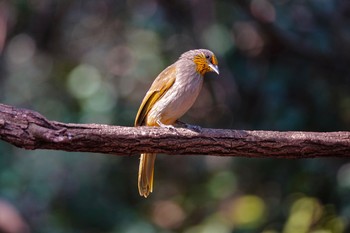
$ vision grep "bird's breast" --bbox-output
[147,72,203,125]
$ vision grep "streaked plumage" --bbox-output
[135,49,219,197]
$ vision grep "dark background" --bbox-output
[0,0,349,232]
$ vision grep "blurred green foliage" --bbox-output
[0,0,349,232]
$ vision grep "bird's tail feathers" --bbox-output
[138,153,156,198]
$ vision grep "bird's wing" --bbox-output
[134,65,176,126]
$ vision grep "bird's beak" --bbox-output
[209,63,219,75]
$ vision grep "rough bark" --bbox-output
[0,103,349,157]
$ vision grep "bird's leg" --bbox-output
[156,119,176,131]
[175,120,202,132]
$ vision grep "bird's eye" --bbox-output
[205,55,210,59]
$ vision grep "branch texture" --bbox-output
[0,103,349,157]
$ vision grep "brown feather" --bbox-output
[138,153,156,197]
[134,65,177,126]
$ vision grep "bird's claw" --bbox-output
[163,124,176,131]
[156,120,202,133]
[175,120,202,132]
[156,120,176,131]
[185,124,202,132]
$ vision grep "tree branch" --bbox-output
[0,103,349,157]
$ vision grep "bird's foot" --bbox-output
[156,120,176,131]
[186,124,202,132]
[175,120,202,132]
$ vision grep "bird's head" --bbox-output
[180,49,219,76]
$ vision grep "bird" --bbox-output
[134,49,219,198]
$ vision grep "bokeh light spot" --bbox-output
[7,34,36,64]
[184,214,230,233]
[126,29,164,80]
[229,195,266,227]
[234,22,264,56]
[283,197,322,233]
[202,24,233,55]
[207,171,236,199]
[83,83,117,113]
[325,217,345,233]
[337,163,350,188]
[250,0,276,23]
[152,200,185,229]
[67,64,102,99]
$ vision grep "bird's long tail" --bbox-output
[138,153,156,198]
